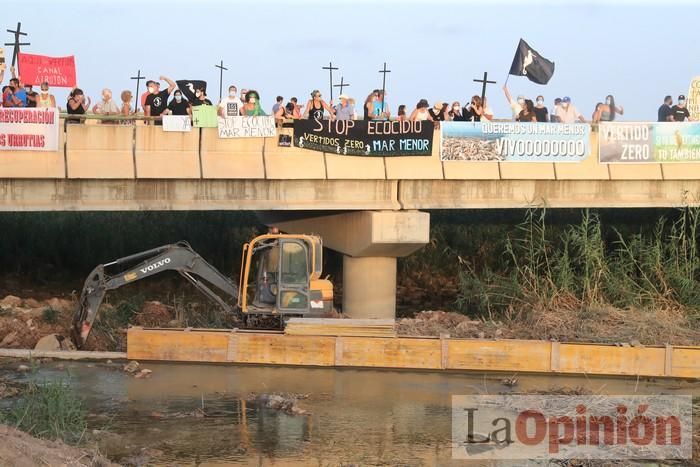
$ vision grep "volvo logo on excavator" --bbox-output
[140,257,171,274]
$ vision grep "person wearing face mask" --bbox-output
[24,85,37,108]
[671,95,691,122]
[241,90,266,116]
[593,94,624,123]
[191,87,213,107]
[533,95,549,122]
[144,75,177,125]
[36,82,56,108]
[502,84,524,120]
[218,85,243,117]
[92,88,121,123]
[164,90,191,117]
[554,96,585,124]
[448,101,464,121]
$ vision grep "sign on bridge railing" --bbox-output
[599,122,700,163]
[293,119,433,156]
[441,122,591,162]
[0,108,59,151]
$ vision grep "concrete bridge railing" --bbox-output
[2,120,700,211]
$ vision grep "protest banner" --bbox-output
[441,122,590,162]
[192,105,217,128]
[687,76,700,122]
[600,122,700,163]
[599,123,654,163]
[218,116,275,138]
[162,115,192,132]
[293,118,433,156]
[17,53,76,87]
[0,108,59,151]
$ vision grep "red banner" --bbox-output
[17,53,76,88]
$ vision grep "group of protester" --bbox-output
[0,63,695,124]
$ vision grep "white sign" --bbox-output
[217,116,276,138]
[162,115,192,132]
[0,108,59,151]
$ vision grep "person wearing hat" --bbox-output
[303,90,335,120]
[334,94,354,121]
[554,96,586,124]
[144,75,177,125]
[672,95,691,122]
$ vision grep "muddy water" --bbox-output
[5,361,700,466]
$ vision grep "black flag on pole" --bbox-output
[508,39,555,85]
[176,80,207,102]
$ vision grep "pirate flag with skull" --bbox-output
[508,39,555,85]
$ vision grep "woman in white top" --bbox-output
[409,99,433,122]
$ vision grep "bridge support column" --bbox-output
[343,256,396,319]
[270,210,430,320]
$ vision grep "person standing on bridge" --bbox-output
[409,99,432,121]
[658,95,674,122]
[555,96,585,123]
[36,82,56,108]
[534,95,549,122]
[592,94,624,123]
[334,94,354,121]
[218,85,244,117]
[502,84,524,120]
[671,95,691,122]
[144,76,177,125]
[304,90,334,120]
[163,89,191,117]
[241,90,266,116]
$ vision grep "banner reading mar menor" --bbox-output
[599,122,700,163]
[0,108,59,152]
[293,119,433,156]
[441,121,590,162]
[218,116,276,138]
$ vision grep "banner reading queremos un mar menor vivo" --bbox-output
[441,121,591,162]
[0,108,60,152]
[599,122,700,163]
[293,118,433,156]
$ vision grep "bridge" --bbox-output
[2,120,699,320]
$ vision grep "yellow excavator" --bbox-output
[71,233,334,348]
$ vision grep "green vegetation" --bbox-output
[41,307,60,324]
[456,208,700,320]
[1,379,87,444]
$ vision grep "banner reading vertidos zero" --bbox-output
[599,122,700,163]
[293,119,433,156]
[0,108,59,151]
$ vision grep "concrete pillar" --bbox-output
[343,256,396,319]
[269,210,430,320]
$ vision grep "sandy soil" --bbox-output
[0,424,117,467]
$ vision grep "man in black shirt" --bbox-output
[191,87,213,106]
[658,95,673,122]
[164,90,191,117]
[671,94,691,122]
[144,75,177,125]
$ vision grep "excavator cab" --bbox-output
[238,234,333,318]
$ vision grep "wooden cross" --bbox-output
[378,62,391,111]
[333,76,350,96]
[215,60,228,101]
[130,69,145,112]
[473,71,496,106]
[5,22,30,70]
[322,61,338,102]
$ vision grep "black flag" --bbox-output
[508,39,555,85]
[176,80,207,102]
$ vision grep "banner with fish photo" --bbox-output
[600,122,700,163]
[441,122,590,162]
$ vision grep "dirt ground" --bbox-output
[0,424,117,467]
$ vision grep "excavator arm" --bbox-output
[72,241,238,348]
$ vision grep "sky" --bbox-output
[4,0,699,120]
